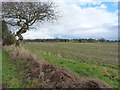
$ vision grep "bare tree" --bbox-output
[2,2,57,46]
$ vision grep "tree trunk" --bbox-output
[15,25,28,46]
[15,34,23,47]
[15,40,20,46]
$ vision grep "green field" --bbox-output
[2,50,23,88]
[23,42,119,88]
[2,49,43,88]
[0,49,2,85]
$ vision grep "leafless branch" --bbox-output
[2,2,58,43]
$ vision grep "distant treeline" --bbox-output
[24,38,119,43]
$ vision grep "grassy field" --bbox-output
[2,49,24,88]
[23,42,119,88]
[2,49,43,88]
[0,49,2,85]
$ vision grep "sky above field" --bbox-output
[14,0,119,40]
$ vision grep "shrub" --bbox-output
[0,20,2,41]
[2,20,16,46]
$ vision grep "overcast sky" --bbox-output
[21,0,118,40]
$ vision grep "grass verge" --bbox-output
[2,48,43,88]
[0,49,2,86]
[2,50,25,88]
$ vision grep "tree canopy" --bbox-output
[2,2,57,45]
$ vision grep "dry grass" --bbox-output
[0,42,2,49]
[3,45,44,64]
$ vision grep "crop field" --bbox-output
[23,42,119,88]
